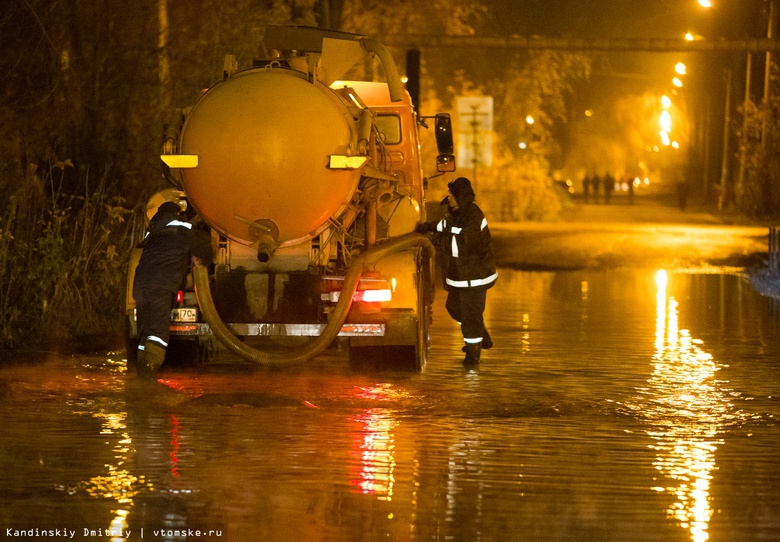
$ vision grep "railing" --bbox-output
[770,226,780,273]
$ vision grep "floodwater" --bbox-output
[1,268,779,542]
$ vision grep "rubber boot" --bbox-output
[462,343,481,366]
[137,341,166,378]
[462,329,493,351]
[482,328,493,350]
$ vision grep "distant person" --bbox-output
[626,176,635,205]
[133,201,213,378]
[416,177,497,365]
[582,174,591,203]
[591,174,602,203]
[676,181,690,211]
[603,173,615,204]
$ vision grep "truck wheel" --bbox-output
[412,257,432,372]
[125,319,138,373]
[414,296,431,372]
[165,339,205,368]
[347,256,431,372]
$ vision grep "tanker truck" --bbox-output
[125,25,456,371]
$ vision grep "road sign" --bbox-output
[457,96,493,168]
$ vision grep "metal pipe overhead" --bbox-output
[379,35,780,53]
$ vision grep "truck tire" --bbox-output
[125,318,138,373]
[348,252,432,372]
[414,292,431,372]
[413,253,433,371]
[165,339,206,368]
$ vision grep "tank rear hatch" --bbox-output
[178,67,360,246]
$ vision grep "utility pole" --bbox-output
[457,96,492,193]
[737,53,752,208]
[762,0,776,150]
[762,0,776,214]
[719,69,732,210]
[470,105,481,188]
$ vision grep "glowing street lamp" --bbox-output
[675,63,687,76]
[698,0,712,8]
[660,111,672,133]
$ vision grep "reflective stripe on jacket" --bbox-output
[433,203,497,291]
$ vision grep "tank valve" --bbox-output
[232,215,280,262]
[255,235,278,263]
[249,219,280,263]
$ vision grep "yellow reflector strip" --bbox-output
[329,155,367,169]
[161,155,199,168]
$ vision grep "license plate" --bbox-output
[171,307,198,322]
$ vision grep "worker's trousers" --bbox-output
[134,287,175,348]
[445,287,487,344]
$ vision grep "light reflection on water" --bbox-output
[0,270,779,541]
[350,387,398,499]
[636,270,747,542]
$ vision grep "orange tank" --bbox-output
[178,67,360,245]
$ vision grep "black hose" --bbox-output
[193,233,433,367]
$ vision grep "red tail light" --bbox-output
[176,290,184,303]
[321,276,393,303]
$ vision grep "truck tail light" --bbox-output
[321,276,393,303]
[352,288,392,303]
[176,290,184,303]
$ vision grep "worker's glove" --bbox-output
[414,222,434,234]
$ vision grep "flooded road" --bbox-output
[1,268,779,541]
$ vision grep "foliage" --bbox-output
[476,146,562,222]
[494,50,591,153]
[0,161,139,349]
[339,0,485,36]
[735,67,780,217]
[433,52,590,221]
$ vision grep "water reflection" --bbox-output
[350,408,396,499]
[642,270,744,542]
[445,420,484,542]
[68,409,152,541]
[349,385,398,500]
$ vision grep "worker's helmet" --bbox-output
[145,189,188,223]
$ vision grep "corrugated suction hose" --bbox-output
[193,232,434,367]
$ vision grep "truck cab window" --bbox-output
[375,115,401,145]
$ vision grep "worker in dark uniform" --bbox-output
[417,177,497,365]
[133,201,213,378]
